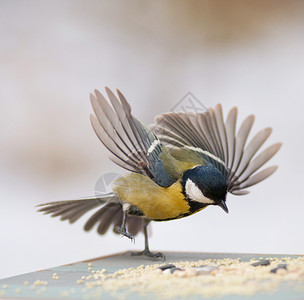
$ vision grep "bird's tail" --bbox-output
[37,193,145,236]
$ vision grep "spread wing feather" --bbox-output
[214,104,228,163]
[236,165,278,190]
[225,107,237,173]
[90,88,179,187]
[153,112,227,174]
[151,104,281,195]
[230,115,255,178]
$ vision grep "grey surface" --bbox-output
[0,252,303,299]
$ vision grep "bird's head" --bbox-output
[182,165,229,213]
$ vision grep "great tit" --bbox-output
[38,88,281,259]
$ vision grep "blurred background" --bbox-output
[1,0,303,279]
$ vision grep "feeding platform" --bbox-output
[1,252,304,299]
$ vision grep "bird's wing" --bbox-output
[37,194,145,236]
[90,88,182,187]
[151,104,281,195]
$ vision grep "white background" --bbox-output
[1,1,303,279]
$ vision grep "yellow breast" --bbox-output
[112,173,190,220]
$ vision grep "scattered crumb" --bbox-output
[4,257,304,299]
[60,290,69,297]
[79,257,304,299]
[34,280,48,286]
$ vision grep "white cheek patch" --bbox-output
[185,179,215,204]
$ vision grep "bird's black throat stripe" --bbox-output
[186,199,209,215]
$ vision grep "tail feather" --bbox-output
[127,216,145,236]
[37,194,145,236]
[83,203,117,232]
[97,205,121,235]
[112,209,123,231]
[37,198,104,223]
[62,201,100,223]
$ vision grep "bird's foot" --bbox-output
[114,226,135,243]
[130,249,165,261]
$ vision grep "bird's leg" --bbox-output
[130,219,165,261]
[114,204,134,242]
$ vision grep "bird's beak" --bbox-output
[219,200,229,214]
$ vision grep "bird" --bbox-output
[38,88,281,260]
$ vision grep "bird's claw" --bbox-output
[130,250,165,261]
[114,226,135,243]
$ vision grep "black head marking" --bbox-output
[182,165,228,206]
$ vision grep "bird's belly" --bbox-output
[112,174,190,220]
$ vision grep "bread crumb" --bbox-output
[78,257,304,299]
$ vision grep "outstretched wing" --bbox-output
[151,104,281,195]
[90,88,182,187]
